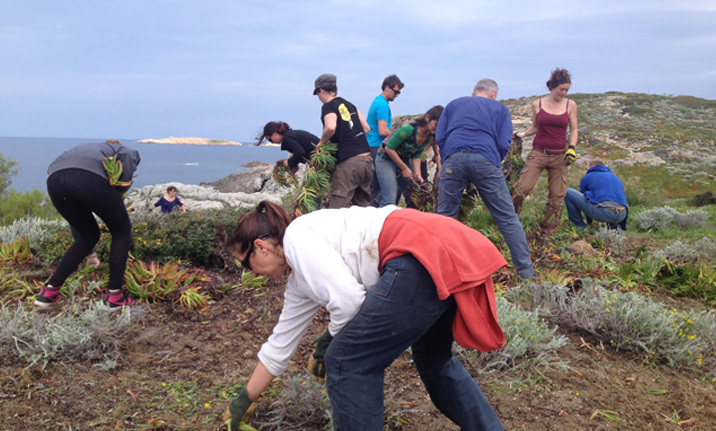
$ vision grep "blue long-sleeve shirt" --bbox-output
[436,96,513,168]
[580,165,628,208]
[580,164,628,230]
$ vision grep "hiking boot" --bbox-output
[35,285,62,308]
[103,290,133,310]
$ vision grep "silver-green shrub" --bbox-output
[633,206,710,231]
[650,237,716,262]
[456,296,568,378]
[674,208,709,229]
[632,206,679,231]
[551,279,716,374]
[594,226,627,248]
[0,217,66,246]
[0,299,137,368]
[252,374,332,431]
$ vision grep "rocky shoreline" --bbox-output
[128,162,300,212]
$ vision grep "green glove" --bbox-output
[225,386,258,431]
[308,330,333,381]
[564,145,577,165]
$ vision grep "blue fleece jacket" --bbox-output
[580,164,628,229]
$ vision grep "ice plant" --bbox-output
[102,155,133,188]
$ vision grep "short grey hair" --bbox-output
[473,79,499,95]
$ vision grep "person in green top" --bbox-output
[375,105,443,208]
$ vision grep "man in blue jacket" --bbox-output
[565,160,628,230]
[436,79,535,280]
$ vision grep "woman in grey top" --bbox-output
[36,140,140,310]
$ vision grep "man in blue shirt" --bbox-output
[436,79,535,279]
[366,74,404,206]
[565,160,628,230]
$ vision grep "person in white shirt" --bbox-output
[225,201,506,431]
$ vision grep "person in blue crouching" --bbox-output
[564,160,628,230]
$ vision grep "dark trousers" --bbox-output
[47,169,132,291]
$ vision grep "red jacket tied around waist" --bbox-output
[378,209,507,351]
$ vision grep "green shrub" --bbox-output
[33,207,247,267]
[130,208,244,266]
[0,189,58,225]
[0,152,18,198]
[657,261,716,300]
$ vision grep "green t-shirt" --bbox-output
[382,122,433,161]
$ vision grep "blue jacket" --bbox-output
[436,96,513,168]
[580,165,628,229]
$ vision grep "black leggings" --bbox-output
[47,169,132,291]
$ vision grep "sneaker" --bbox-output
[103,290,133,310]
[35,285,62,308]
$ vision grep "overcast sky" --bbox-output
[1,0,715,141]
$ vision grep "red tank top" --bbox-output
[533,99,569,150]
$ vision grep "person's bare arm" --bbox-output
[568,100,579,147]
[357,109,370,134]
[522,99,540,137]
[318,113,338,146]
[377,120,390,137]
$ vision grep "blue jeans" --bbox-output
[325,254,503,431]
[375,155,411,208]
[438,150,535,279]
[564,188,626,230]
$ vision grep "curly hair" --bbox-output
[546,68,572,90]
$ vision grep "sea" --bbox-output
[0,137,286,192]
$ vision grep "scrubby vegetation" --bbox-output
[1,93,715,430]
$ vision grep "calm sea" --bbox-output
[0,137,285,192]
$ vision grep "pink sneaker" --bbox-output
[103,290,133,310]
[35,285,62,308]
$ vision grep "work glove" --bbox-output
[564,145,577,165]
[224,386,260,431]
[307,330,333,383]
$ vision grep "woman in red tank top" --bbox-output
[511,68,579,228]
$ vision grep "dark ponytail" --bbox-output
[255,121,291,146]
[228,201,293,256]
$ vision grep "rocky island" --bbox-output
[136,136,245,146]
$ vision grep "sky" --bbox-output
[1,0,715,142]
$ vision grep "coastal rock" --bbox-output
[202,164,279,193]
[127,163,296,212]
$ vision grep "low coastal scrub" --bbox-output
[457,296,568,379]
[505,279,716,377]
[632,206,710,231]
[9,207,248,267]
[0,298,136,368]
